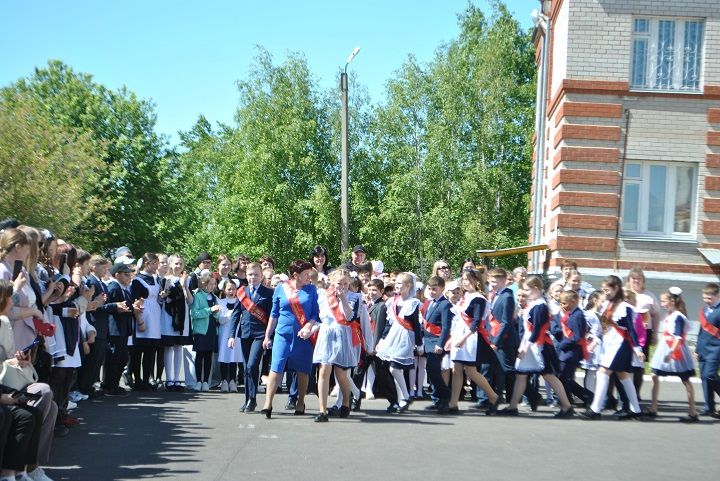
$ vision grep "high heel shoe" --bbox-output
[260,407,272,419]
[294,403,305,415]
[485,396,500,416]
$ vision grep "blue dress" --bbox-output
[270,283,319,375]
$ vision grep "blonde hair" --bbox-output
[0,228,28,262]
[18,226,40,279]
[328,268,351,284]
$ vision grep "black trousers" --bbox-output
[131,344,157,384]
[0,404,41,470]
[559,358,592,404]
[104,336,129,390]
[425,351,450,404]
[241,338,264,401]
[78,337,108,394]
[49,366,76,416]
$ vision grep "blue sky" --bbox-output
[1,0,534,145]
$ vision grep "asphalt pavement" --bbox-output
[47,379,717,481]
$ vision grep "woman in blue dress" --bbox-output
[260,260,319,418]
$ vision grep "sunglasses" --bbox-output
[438,266,450,270]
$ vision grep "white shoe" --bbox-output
[68,391,88,402]
[66,400,78,411]
[28,467,54,481]
[193,382,202,392]
[201,382,210,392]
[220,380,229,392]
[228,380,238,392]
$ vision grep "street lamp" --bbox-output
[340,46,360,255]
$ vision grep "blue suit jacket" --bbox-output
[232,284,273,340]
[85,274,117,339]
[422,296,452,352]
[106,280,133,339]
[491,288,519,351]
[557,307,587,362]
[697,303,720,357]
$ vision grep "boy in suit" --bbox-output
[422,276,452,413]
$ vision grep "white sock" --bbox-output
[417,357,427,393]
[390,367,410,402]
[590,371,610,413]
[348,371,360,399]
[164,348,174,382]
[619,376,641,413]
[173,346,182,382]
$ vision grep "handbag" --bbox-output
[0,358,38,391]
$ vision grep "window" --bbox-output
[621,161,697,239]
[631,17,704,91]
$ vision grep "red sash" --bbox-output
[604,304,635,348]
[281,282,316,345]
[393,296,414,331]
[524,318,552,347]
[420,299,441,336]
[237,287,269,325]
[560,311,589,360]
[326,286,361,347]
[662,330,684,361]
[488,312,501,338]
[699,308,720,339]
[462,312,491,346]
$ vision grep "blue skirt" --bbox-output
[270,330,314,375]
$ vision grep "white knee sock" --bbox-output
[417,357,427,394]
[590,371,610,413]
[164,348,174,383]
[620,376,641,413]
[173,346,182,382]
[390,367,410,404]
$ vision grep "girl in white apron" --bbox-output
[130,253,162,391]
[648,288,697,422]
[217,279,244,392]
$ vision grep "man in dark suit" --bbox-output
[232,262,273,412]
[78,256,116,397]
[488,268,519,405]
[103,263,135,395]
[422,276,453,414]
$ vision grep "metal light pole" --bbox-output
[340,47,360,255]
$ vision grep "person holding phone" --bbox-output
[0,229,44,352]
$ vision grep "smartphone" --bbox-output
[12,260,23,281]
[58,254,67,274]
[11,390,42,403]
[20,338,40,354]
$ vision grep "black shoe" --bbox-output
[398,400,411,413]
[105,387,128,396]
[327,406,340,417]
[386,404,399,413]
[528,392,540,412]
[285,399,297,411]
[679,414,699,423]
[351,397,362,412]
[242,399,256,412]
[424,403,440,411]
[579,408,601,420]
[447,406,460,414]
[554,407,575,419]
[260,408,272,419]
[473,400,491,410]
[294,403,305,416]
[314,412,329,423]
[485,397,500,416]
[605,396,618,411]
[54,424,70,438]
[497,407,518,416]
[339,406,350,418]
[614,410,638,421]
[642,409,657,419]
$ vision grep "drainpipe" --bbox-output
[531,7,550,273]
[614,109,631,272]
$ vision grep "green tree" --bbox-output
[1,60,168,255]
[0,92,104,243]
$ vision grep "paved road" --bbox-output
[48,380,717,481]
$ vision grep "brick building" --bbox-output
[529,0,720,318]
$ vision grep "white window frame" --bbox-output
[620,161,698,241]
[630,17,704,92]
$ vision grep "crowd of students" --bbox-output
[1,219,720,476]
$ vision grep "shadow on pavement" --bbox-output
[47,392,209,481]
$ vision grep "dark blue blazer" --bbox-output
[85,274,117,339]
[697,303,720,357]
[232,284,273,340]
[106,280,134,339]
[557,307,587,362]
[491,288,519,351]
[422,296,452,352]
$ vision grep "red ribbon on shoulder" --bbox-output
[281,282,317,346]
[699,308,720,339]
[393,296,414,331]
[237,287,269,325]
[326,285,361,347]
[560,310,589,361]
